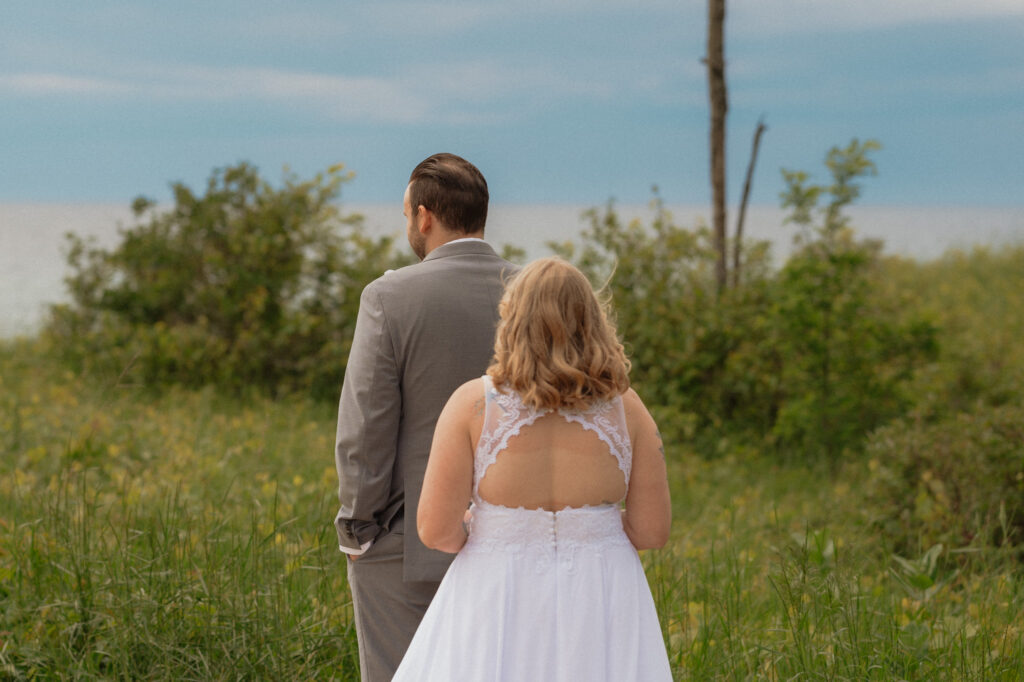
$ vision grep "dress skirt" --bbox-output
[392,503,673,681]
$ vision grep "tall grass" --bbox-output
[2,337,1022,680]
[1,341,358,679]
[647,456,1023,679]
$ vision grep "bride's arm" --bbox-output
[622,389,672,550]
[417,379,480,553]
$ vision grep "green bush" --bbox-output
[768,140,939,463]
[45,162,412,400]
[878,245,1024,418]
[864,404,1024,556]
[552,141,937,463]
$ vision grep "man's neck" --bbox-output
[425,231,485,255]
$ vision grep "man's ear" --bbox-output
[417,205,433,235]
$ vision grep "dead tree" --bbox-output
[706,0,728,293]
[733,118,767,287]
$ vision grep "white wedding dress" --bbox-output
[392,377,673,681]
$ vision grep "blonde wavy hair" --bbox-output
[487,257,630,411]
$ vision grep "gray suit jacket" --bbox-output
[334,239,517,582]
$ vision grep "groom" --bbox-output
[334,153,517,681]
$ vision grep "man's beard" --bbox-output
[408,228,427,260]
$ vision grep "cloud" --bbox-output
[0,66,433,123]
[904,65,1024,100]
[230,14,358,42]
[0,51,691,126]
[182,67,432,123]
[421,60,617,102]
[359,3,500,36]
[222,5,498,41]
[730,0,1024,34]
[1,1,697,128]
[0,73,130,95]
[439,0,1024,22]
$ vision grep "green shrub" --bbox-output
[768,139,939,463]
[864,404,1024,556]
[44,162,412,400]
[879,245,1024,418]
[767,232,939,465]
[552,141,937,463]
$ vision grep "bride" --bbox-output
[392,257,673,681]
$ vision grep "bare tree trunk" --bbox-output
[733,118,766,287]
[707,0,728,293]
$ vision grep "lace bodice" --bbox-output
[466,377,635,556]
[473,375,633,501]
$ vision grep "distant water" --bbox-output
[2,202,1023,337]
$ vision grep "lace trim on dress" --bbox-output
[560,400,632,486]
[473,376,546,496]
[474,375,633,499]
[462,501,634,574]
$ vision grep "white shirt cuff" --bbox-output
[339,539,374,556]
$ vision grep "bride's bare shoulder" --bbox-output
[621,388,657,435]
[443,377,487,414]
[621,387,648,414]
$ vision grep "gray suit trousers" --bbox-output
[346,528,441,682]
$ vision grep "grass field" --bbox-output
[1,335,1022,680]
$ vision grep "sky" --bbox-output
[2,0,1023,208]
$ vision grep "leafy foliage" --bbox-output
[864,404,1024,556]
[771,139,938,462]
[45,162,412,400]
[553,141,937,462]
[878,244,1024,418]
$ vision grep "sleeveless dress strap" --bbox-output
[473,376,546,498]
[559,398,632,486]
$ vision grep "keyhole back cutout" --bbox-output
[476,412,628,511]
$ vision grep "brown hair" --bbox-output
[408,153,488,234]
[487,257,630,411]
